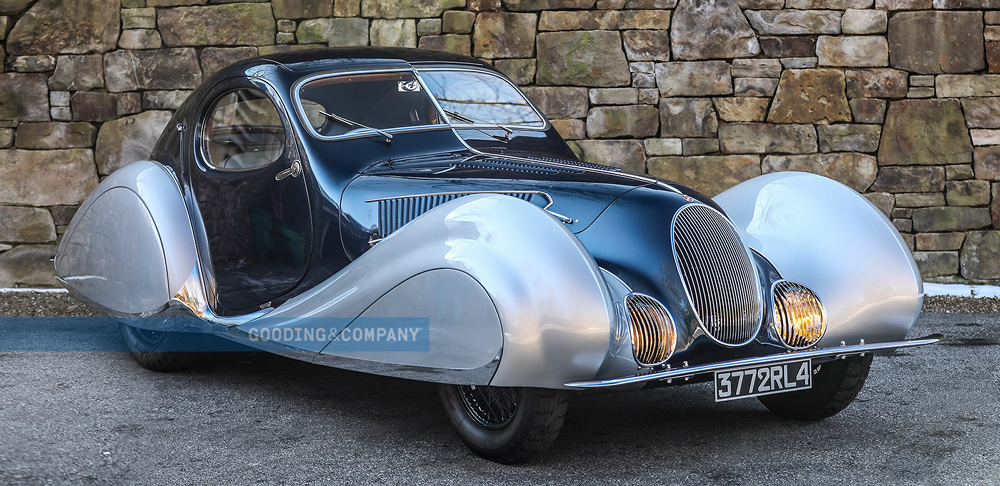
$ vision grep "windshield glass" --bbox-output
[418,69,545,128]
[297,70,442,138]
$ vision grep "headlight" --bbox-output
[625,293,676,366]
[771,281,827,349]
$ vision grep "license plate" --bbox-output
[714,359,812,402]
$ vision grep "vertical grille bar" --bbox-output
[671,204,763,346]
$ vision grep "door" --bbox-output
[191,84,311,313]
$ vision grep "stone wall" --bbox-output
[1,0,1000,286]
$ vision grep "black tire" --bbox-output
[758,354,873,421]
[439,384,568,463]
[118,322,199,372]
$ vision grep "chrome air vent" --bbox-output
[369,191,536,240]
[460,158,582,175]
[521,156,622,172]
[671,204,763,346]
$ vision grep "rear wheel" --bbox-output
[439,385,568,463]
[118,322,199,372]
[758,354,873,421]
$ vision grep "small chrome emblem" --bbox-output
[682,195,695,202]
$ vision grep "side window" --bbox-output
[203,88,286,171]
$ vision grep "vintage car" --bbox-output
[55,47,940,463]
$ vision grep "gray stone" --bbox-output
[417,35,471,56]
[875,0,931,8]
[0,73,49,121]
[417,18,441,36]
[70,92,117,122]
[780,57,818,69]
[48,55,104,91]
[0,207,56,243]
[764,153,878,192]
[504,0,594,10]
[0,128,11,148]
[10,55,55,72]
[494,59,536,85]
[277,20,296,33]
[817,124,881,152]
[6,0,119,55]
[731,59,782,78]
[897,193,946,208]
[95,111,174,176]
[361,0,465,18]
[871,166,945,192]
[947,164,975,180]
[734,77,778,97]
[104,49,203,92]
[14,122,96,149]
[522,87,588,119]
[907,85,933,96]
[573,140,646,173]
[865,192,894,217]
[816,36,888,67]
[0,245,58,287]
[623,30,671,62]
[916,232,965,251]
[648,155,762,196]
[994,183,1000,229]
[913,251,959,279]
[474,13,537,59]
[443,10,475,34]
[714,97,769,122]
[158,4,275,47]
[682,138,720,155]
[842,9,887,34]
[200,47,259,78]
[0,0,32,15]
[961,231,1000,279]
[587,105,659,138]
[550,119,586,140]
[272,0,333,19]
[371,19,416,47]
[961,98,1000,129]
[913,207,991,232]
[143,90,193,110]
[0,149,98,206]
[659,98,719,138]
[850,99,887,123]
[297,18,368,46]
[786,0,871,6]
[936,75,1000,97]
[671,0,759,60]
[644,138,682,156]
[768,69,851,124]
[49,91,70,108]
[910,75,935,87]
[946,180,991,206]
[973,146,1000,180]
[117,93,142,117]
[759,36,815,57]
[122,7,156,29]
[745,10,841,35]
[844,68,908,99]
[536,31,630,86]
[655,61,732,97]
[971,129,1000,146]
[589,88,638,105]
[878,100,973,166]
[119,29,163,50]
[720,123,817,154]
[888,12,985,74]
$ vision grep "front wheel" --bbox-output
[118,322,199,372]
[438,385,568,463]
[758,354,873,421]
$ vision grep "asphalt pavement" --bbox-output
[0,305,996,485]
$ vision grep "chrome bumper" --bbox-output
[565,334,943,389]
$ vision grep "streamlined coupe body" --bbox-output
[55,48,939,463]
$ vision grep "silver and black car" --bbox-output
[55,48,939,463]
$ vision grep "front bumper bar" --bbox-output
[565,334,943,389]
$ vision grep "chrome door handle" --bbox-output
[275,160,301,181]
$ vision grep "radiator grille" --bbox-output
[672,204,763,346]
[375,192,534,239]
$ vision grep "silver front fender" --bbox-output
[714,172,923,345]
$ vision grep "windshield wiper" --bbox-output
[319,110,393,143]
[443,109,513,140]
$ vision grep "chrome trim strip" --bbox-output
[366,190,574,224]
[565,334,943,388]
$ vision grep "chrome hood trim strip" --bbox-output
[565,334,943,388]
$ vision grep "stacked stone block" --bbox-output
[2,0,1000,285]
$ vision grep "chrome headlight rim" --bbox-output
[770,280,828,350]
[624,292,677,367]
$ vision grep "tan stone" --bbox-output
[655,61,732,97]
[370,19,416,47]
[0,149,98,206]
[536,31,630,86]
[158,4,275,47]
[719,123,817,154]
[768,69,851,124]
[844,69,908,99]
[586,105,659,138]
[714,98,769,122]
[14,122,96,149]
[648,155,761,196]
[879,100,973,166]
[0,206,56,242]
[474,13,537,59]
[0,245,58,287]
[418,35,472,56]
[573,140,646,173]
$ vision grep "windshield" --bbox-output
[418,69,546,128]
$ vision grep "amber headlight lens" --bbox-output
[771,281,827,349]
[626,293,676,366]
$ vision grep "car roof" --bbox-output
[222,47,496,80]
